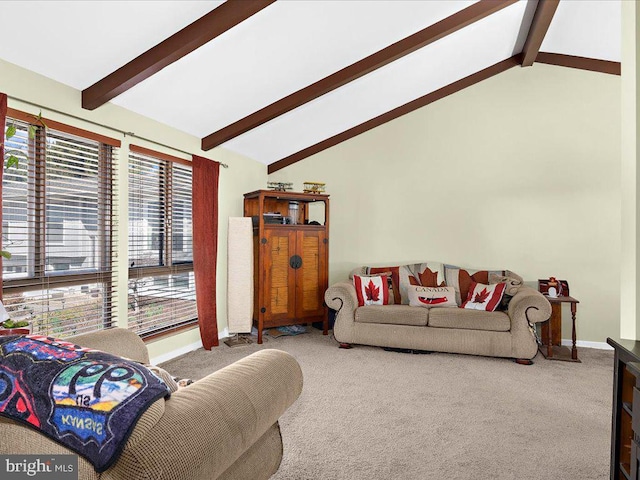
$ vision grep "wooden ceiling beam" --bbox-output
[201,0,518,151]
[535,52,621,76]
[521,0,560,67]
[268,56,520,174]
[82,0,275,110]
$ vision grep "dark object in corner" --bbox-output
[383,347,433,355]
[313,308,336,331]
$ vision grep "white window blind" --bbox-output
[2,115,118,338]
[128,149,196,337]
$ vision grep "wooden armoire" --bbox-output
[244,190,329,344]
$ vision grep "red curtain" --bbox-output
[0,93,6,298]
[192,155,220,349]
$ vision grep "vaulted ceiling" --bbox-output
[0,0,621,172]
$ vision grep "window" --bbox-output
[128,146,197,337]
[2,111,118,338]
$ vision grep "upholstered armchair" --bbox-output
[0,328,303,480]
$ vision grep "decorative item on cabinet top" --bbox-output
[267,181,293,192]
[303,182,325,194]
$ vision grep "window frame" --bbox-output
[127,144,197,338]
[2,108,120,336]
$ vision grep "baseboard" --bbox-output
[151,332,614,363]
[151,328,230,365]
[561,339,613,350]
[151,340,202,365]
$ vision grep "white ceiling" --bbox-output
[0,0,622,167]
[225,0,532,163]
[113,0,476,137]
[541,0,621,61]
[0,1,221,89]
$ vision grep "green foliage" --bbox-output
[1,319,29,329]
[2,110,45,166]
[3,120,22,171]
[2,111,46,259]
[4,154,19,169]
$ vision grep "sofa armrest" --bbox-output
[325,281,358,313]
[104,349,303,480]
[325,281,359,344]
[70,327,150,364]
[508,286,552,325]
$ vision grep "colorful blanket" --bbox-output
[0,334,170,472]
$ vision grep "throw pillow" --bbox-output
[353,275,390,307]
[408,286,457,308]
[444,265,504,306]
[461,281,506,312]
[395,263,444,305]
[364,270,396,304]
[364,262,445,305]
[367,266,401,304]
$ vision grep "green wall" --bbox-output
[270,64,621,345]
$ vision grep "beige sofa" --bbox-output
[325,274,551,363]
[0,328,303,480]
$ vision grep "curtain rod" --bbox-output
[8,95,229,168]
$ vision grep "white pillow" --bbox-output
[408,286,457,308]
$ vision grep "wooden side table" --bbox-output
[538,295,580,362]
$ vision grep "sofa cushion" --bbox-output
[355,305,429,326]
[428,308,510,332]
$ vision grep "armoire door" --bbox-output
[263,228,297,322]
[295,229,328,319]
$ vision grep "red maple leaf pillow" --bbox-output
[461,281,506,312]
[353,275,390,307]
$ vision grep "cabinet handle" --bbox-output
[289,255,302,269]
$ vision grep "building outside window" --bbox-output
[2,112,118,338]
[128,146,197,338]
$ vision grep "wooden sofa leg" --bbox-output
[515,358,534,365]
[338,343,353,349]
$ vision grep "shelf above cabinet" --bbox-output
[244,189,329,203]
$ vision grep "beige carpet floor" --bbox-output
[162,329,613,480]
